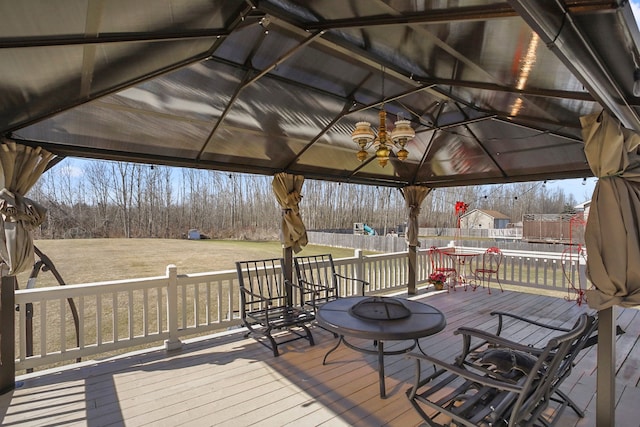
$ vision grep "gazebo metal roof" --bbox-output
[2,0,640,188]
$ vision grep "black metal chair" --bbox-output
[293,253,369,313]
[458,310,607,419]
[406,313,593,426]
[236,258,315,357]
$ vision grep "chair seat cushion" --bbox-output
[478,348,539,377]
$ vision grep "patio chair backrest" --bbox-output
[236,258,290,314]
[481,246,503,273]
[509,313,591,424]
[551,314,598,394]
[294,254,368,312]
[428,246,456,274]
[294,253,337,293]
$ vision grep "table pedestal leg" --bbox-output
[322,336,343,365]
[324,336,418,399]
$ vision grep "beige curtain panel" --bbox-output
[272,172,308,253]
[0,140,54,275]
[580,111,640,309]
[402,185,431,247]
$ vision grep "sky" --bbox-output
[545,177,596,204]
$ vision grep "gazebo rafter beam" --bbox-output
[415,77,594,102]
[0,29,234,48]
[292,1,617,31]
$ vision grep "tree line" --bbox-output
[28,159,581,240]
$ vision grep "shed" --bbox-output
[575,200,592,222]
[460,209,510,230]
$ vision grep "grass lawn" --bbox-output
[20,238,364,288]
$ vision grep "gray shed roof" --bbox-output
[2,1,640,188]
[462,209,510,220]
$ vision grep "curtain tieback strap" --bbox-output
[0,188,47,227]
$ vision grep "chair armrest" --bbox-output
[406,351,524,394]
[334,273,369,296]
[295,279,332,293]
[455,326,545,356]
[286,279,305,291]
[288,279,336,301]
[292,278,337,310]
[490,311,571,333]
[334,273,369,286]
[240,288,271,304]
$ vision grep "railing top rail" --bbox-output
[15,275,168,301]
[177,268,238,281]
[422,246,586,260]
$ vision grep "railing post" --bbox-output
[354,249,365,293]
[164,264,182,351]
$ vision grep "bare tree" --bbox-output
[31,158,582,240]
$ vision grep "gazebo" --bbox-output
[1,2,640,425]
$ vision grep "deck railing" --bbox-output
[13,246,586,372]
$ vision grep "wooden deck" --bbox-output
[2,289,639,426]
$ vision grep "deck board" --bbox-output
[2,289,639,426]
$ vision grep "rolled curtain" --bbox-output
[272,172,308,253]
[580,111,640,309]
[0,140,54,275]
[402,185,431,247]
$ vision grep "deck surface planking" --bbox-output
[1,288,638,426]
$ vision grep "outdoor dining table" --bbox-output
[315,296,446,398]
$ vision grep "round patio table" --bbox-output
[315,296,446,398]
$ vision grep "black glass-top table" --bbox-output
[315,296,446,398]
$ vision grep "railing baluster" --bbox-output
[79,296,85,349]
[142,289,148,337]
[60,298,66,353]
[97,293,102,346]
[217,280,223,323]
[194,283,200,327]
[181,282,187,329]
[157,285,162,335]
[128,289,134,339]
[112,292,117,343]
[205,280,211,325]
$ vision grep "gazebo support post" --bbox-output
[273,172,307,307]
[408,246,417,295]
[0,275,16,395]
[596,306,615,427]
[401,185,431,296]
